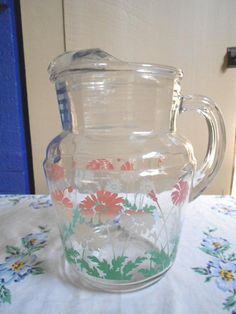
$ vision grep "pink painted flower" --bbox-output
[46,164,64,181]
[86,159,114,170]
[62,197,73,209]
[171,180,189,206]
[148,190,158,204]
[120,161,134,171]
[148,190,162,211]
[52,190,63,202]
[51,189,73,209]
[79,191,124,215]
[156,156,165,168]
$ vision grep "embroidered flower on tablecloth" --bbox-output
[207,259,236,292]
[215,195,236,203]
[0,195,27,206]
[0,226,49,304]
[171,180,189,206]
[211,196,236,217]
[201,236,230,253]
[29,195,52,209]
[21,231,49,252]
[0,255,38,284]
[211,203,236,216]
[193,228,236,312]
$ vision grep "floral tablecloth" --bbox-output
[0,194,235,314]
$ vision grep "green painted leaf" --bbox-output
[63,208,84,240]
[111,256,127,271]
[123,199,137,210]
[96,259,111,275]
[0,285,11,304]
[192,267,209,275]
[82,255,148,280]
[77,258,100,278]
[89,256,132,280]
[137,249,173,279]
[149,249,170,270]
[122,261,135,275]
[88,255,100,264]
[5,245,21,256]
[142,204,156,213]
[123,199,156,213]
[170,241,179,261]
[135,256,147,264]
[83,263,99,277]
[123,257,146,275]
[138,268,157,278]
[88,255,111,275]
[223,293,236,310]
[88,266,100,278]
[78,258,91,271]
[64,247,80,264]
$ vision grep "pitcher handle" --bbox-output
[180,95,226,201]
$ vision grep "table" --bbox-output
[0,194,235,314]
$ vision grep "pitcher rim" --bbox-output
[48,49,183,82]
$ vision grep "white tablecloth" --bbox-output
[0,194,235,314]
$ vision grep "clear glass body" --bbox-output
[44,49,225,292]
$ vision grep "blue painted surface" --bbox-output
[0,0,31,193]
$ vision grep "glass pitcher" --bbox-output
[44,48,226,292]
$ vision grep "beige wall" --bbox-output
[21,0,236,194]
[20,0,64,193]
